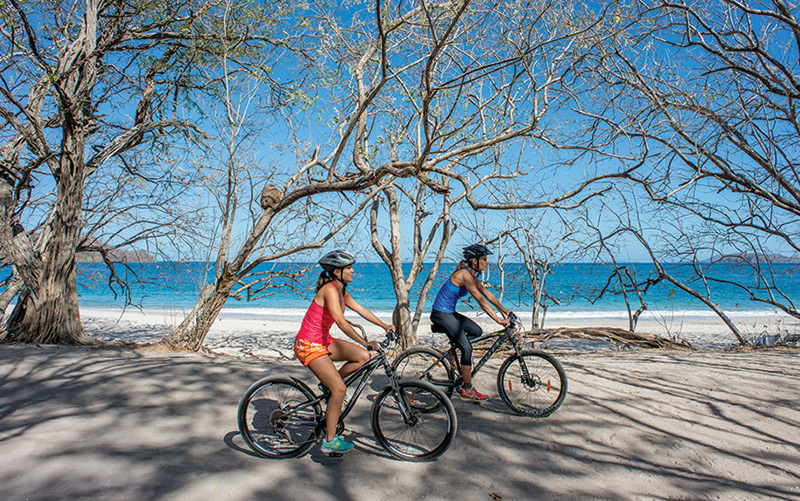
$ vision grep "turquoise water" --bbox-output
[54,261,800,320]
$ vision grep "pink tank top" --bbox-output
[296,288,345,344]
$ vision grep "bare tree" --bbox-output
[580,194,750,345]
[161,0,492,350]
[0,0,290,343]
[369,177,460,348]
[497,211,580,331]
[359,0,639,346]
[553,0,800,344]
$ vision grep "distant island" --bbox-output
[76,248,156,263]
[717,252,800,264]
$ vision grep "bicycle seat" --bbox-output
[431,324,447,334]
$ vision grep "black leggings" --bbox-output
[430,310,483,366]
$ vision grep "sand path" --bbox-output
[1,344,798,500]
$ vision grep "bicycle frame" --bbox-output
[427,321,537,388]
[338,352,390,418]
[238,329,459,461]
[469,328,516,377]
[291,341,417,431]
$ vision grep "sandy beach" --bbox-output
[2,308,799,500]
[78,306,800,356]
[2,343,799,500]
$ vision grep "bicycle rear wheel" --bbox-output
[496,350,567,417]
[237,376,322,458]
[371,378,457,462]
[391,346,456,397]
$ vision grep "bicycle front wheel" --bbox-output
[391,346,456,397]
[237,376,322,458]
[371,378,457,462]
[497,350,567,417]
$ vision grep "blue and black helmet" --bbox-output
[462,244,492,260]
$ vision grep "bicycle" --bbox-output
[391,313,567,417]
[237,330,457,462]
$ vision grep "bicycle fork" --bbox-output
[510,347,546,393]
[384,366,420,426]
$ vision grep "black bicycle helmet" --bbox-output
[463,243,492,260]
[318,250,356,271]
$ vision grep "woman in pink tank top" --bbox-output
[293,250,394,454]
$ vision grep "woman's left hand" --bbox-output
[383,323,395,333]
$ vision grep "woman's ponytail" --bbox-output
[459,259,479,275]
[316,270,332,292]
[316,268,349,292]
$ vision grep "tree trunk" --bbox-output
[0,276,23,341]
[5,154,89,344]
[160,267,237,350]
[531,273,542,330]
[529,326,694,350]
[393,287,416,349]
[0,150,43,293]
[2,4,99,345]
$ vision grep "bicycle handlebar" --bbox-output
[508,312,519,328]
[381,330,398,349]
[364,330,398,352]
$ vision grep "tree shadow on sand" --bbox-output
[2,346,799,500]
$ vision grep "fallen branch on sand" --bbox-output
[523,327,694,350]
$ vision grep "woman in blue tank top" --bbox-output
[430,244,513,401]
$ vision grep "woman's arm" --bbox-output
[320,284,374,348]
[345,292,394,334]
[474,280,512,317]
[458,271,509,326]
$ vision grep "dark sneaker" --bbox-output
[321,434,354,453]
[458,386,488,401]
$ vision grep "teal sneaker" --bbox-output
[321,434,354,453]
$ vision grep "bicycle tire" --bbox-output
[391,346,456,397]
[237,376,323,458]
[496,350,567,418]
[371,378,457,462]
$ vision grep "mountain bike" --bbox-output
[237,330,457,462]
[391,313,567,417]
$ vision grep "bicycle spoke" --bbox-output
[238,377,321,458]
[371,380,456,462]
[497,350,567,417]
[392,347,455,397]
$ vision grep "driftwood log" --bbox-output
[523,327,694,350]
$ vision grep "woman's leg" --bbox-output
[328,338,371,378]
[431,311,476,386]
[452,313,483,388]
[455,312,483,341]
[307,355,347,442]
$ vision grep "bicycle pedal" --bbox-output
[327,452,344,458]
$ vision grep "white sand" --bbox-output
[3,308,799,499]
[78,306,800,357]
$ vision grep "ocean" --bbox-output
[50,261,800,322]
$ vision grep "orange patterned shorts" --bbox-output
[294,338,331,367]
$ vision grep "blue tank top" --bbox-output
[431,277,468,313]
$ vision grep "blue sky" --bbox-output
[7,0,798,268]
